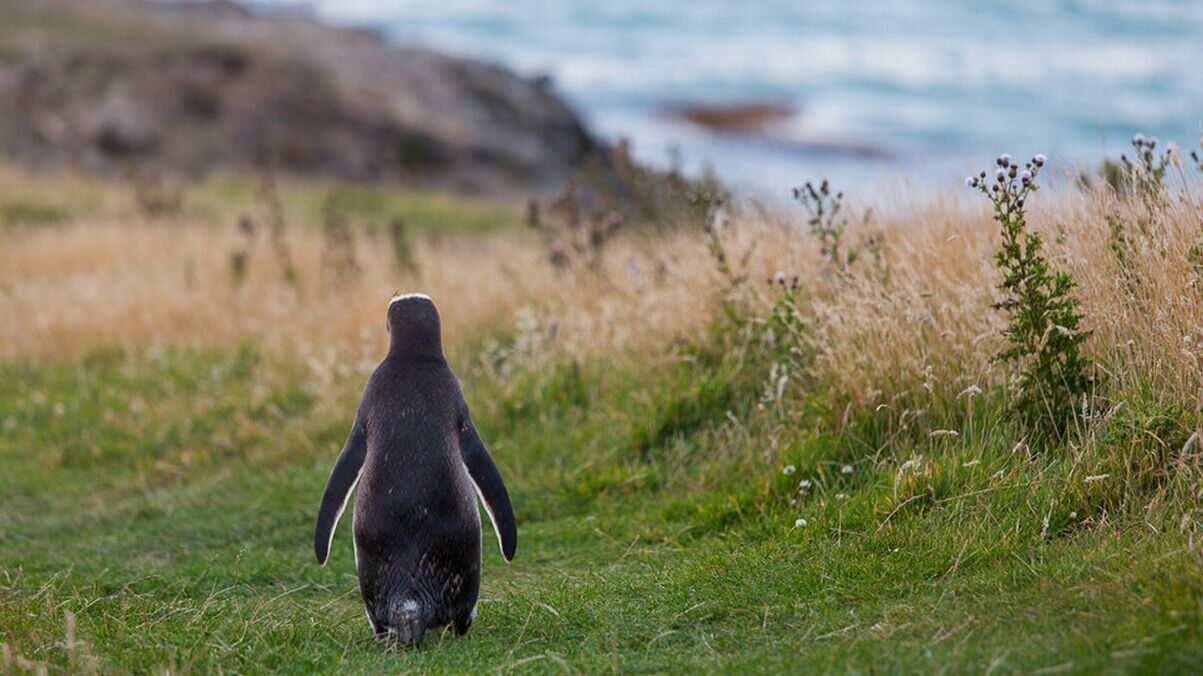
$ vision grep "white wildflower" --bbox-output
[957,384,983,399]
[783,465,797,475]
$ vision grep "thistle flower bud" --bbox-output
[1021,170,1032,183]
[1133,133,1145,146]
[1148,137,1157,149]
[1016,197,1025,208]
[996,169,1007,183]
[997,153,1012,167]
[965,176,977,188]
[1034,153,1046,166]
[1008,166,1017,178]
[774,270,786,285]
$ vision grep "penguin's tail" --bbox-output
[387,595,426,646]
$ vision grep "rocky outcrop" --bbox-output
[0,0,600,191]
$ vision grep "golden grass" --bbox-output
[3,172,1201,410]
[0,217,719,371]
[779,182,1203,410]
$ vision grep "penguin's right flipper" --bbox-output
[314,415,367,566]
[458,404,517,562]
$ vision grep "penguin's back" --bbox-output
[355,357,478,538]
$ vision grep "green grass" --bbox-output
[2,338,1202,673]
[0,169,522,237]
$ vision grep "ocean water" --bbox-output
[263,0,1203,196]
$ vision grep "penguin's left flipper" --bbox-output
[314,412,368,566]
[459,402,517,562]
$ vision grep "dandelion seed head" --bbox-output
[841,464,853,475]
[783,464,797,475]
[794,517,808,528]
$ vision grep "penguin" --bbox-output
[314,292,517,645]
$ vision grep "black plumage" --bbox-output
[315,294,517,644]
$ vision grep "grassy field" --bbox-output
[2,162,1203,673]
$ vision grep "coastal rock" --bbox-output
[0,0,600,191]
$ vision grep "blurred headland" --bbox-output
[0,0,602,193]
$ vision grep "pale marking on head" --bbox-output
[402,599,420,613]
[388,292,432,306]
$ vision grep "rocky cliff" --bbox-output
[0,0,601,191]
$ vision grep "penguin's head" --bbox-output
[386,292,443,358]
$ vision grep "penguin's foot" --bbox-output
[452,615,472,636]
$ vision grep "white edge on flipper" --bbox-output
[322,468,363,567]
[389,292,431,306]
[353,499,374,632]
[464,462,508,560]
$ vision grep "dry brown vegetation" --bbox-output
[3,167,1202,413]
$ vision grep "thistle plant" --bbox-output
[793,180,848,269]
[229,215,255,286]
[793,180,882,277]
[1120,134,1170,196]
[966,153,1092,445]
[255,157,297,284]
[321,196,360,283]
[1121,134,1173,226]
[757,271,809,411]
[527,180,624,271]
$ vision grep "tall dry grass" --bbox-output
[756,180,1203,411]
[2,174,1201,409]
[0,216,719,372]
